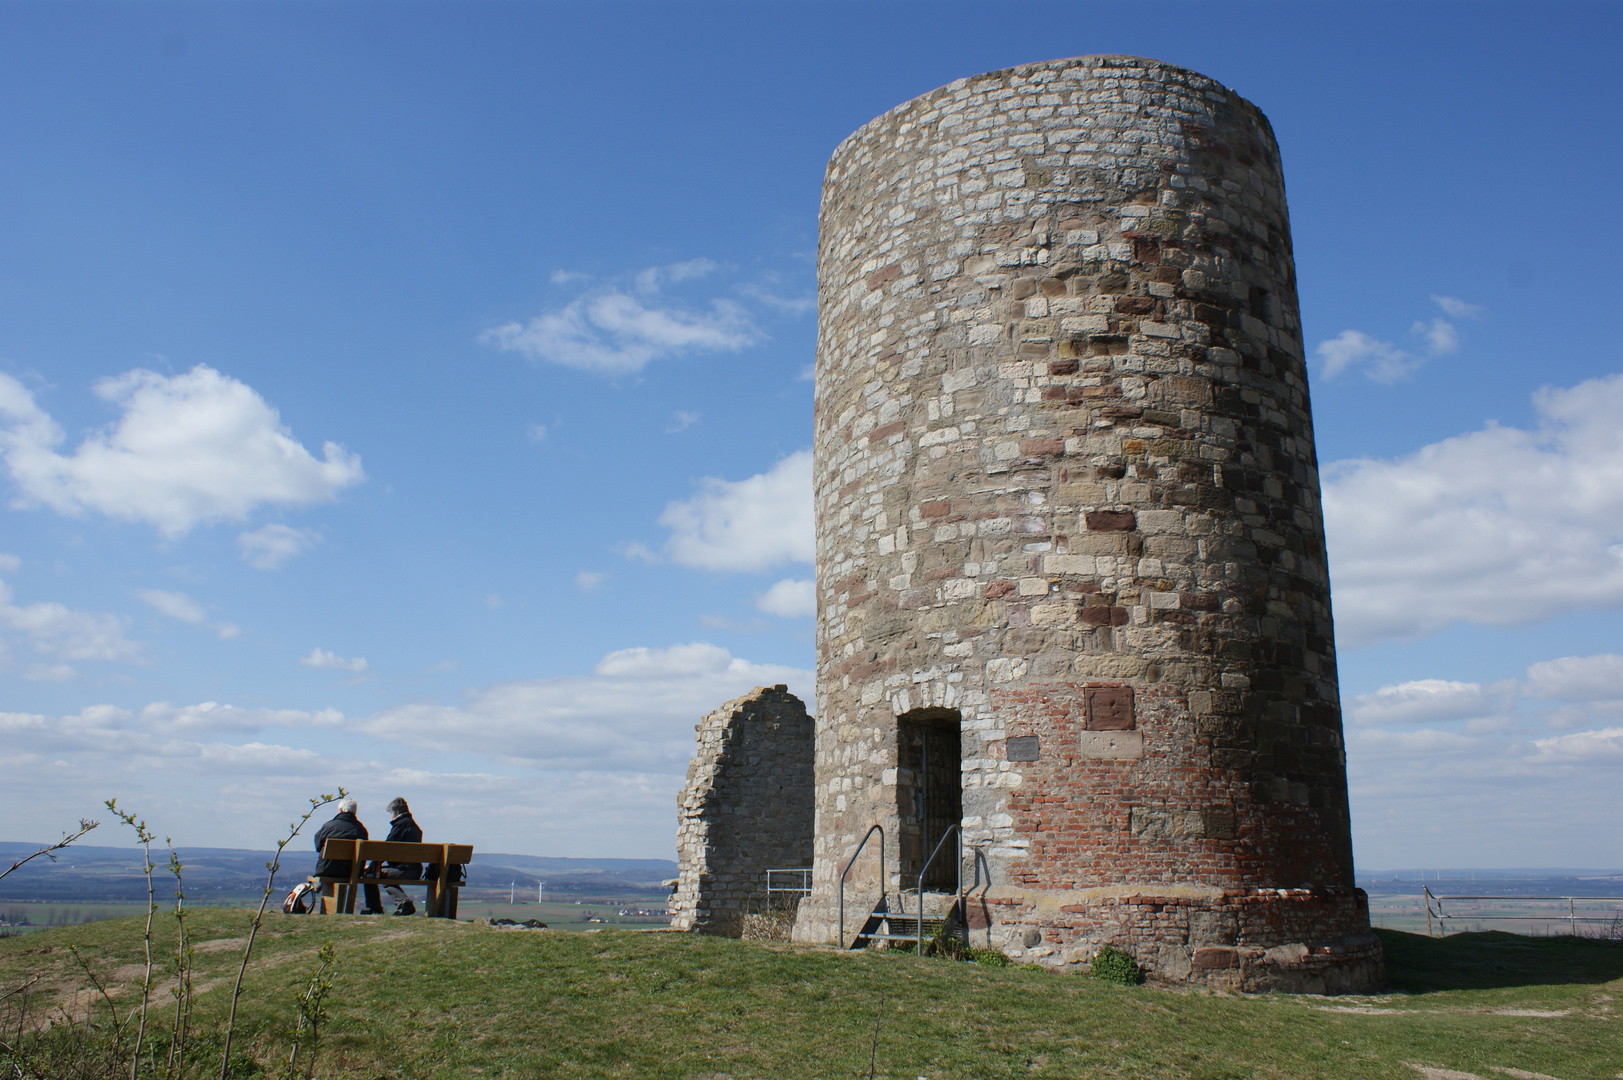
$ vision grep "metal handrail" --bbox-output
[766,868,812,893]
[765,867,812,911]
[1423,885,1623,937]
[837,824,885,947]
[914,823,963,952]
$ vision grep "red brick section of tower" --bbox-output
[791,55,1382,993]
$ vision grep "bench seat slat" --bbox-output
[318,840,473,863]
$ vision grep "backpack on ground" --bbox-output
[283,881,318,914]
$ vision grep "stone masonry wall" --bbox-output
[670,685,815,936]
[793,55,1379,991]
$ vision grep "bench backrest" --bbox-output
[319,839,474,865]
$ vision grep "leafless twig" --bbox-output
[0,820,99,886]
[219,789,343,1080]
[164,839,193,1079]
[0,975,41,1006]
[67,945,124,1072]
[106,800,156,1080]
[865,993,886,1080]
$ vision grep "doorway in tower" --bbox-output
[896,708,963,892]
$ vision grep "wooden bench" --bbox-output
[310,839,473,918]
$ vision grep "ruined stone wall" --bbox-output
[670,685,815,936]
[794,55,1379,991]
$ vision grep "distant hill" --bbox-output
[1358,868,1623,897]
[0,842,676,902]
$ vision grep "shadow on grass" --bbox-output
[1379,927,1623,992]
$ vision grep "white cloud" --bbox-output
[634,258,718,291]
[658,450,814,571]
[756,578,816,618]
[1347,709,1621,867]
[300,647,367,673]
[0,704,371,850]
[481,594,504,609]
[138,588,238,640]
[666,410,700,433]
[1524,653,1623,732]
[20,662,76,681]
[739,281,816,316]
[1532,726,1623,762]
[1346,679,1509,728]
[138,700,344,735]
[1314,329,1423,383]
[1323,373,1623,647]
[592,641,735,678]
[526,422,549,442]
[481,261,760,376]
[575,570,606,591]
[618,541,660,565]
[1314,297,1473,383]
[138,588,205,624]
[0,640,808,853]
[1431,295,1484,319]
[0,553,19,573]
[0,366,364,536]
[353,641,811,771]
[1409,316,1458,356]
[1524,653,1623,702]
[0,706,685,854]
[0,574,139,675]
[238,524,321,569]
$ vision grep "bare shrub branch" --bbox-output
[219,789,343,1080]
[0,819,99,886]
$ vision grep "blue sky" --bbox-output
[1,1,1618,868]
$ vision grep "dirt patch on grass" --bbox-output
[192,936,249,953]
[1406,1065,1564,1080]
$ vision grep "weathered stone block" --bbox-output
[1077,730,1144,759]
[1006,735,1040,761]
[1085,510,1137,532]
[1188,910,1239,945]
[1192,946,1238,970]
[1085,686,1135,730]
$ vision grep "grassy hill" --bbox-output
[3,908,1619,1079]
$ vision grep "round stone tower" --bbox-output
[793,55,1381,992]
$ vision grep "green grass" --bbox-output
[3,910,1619,1078]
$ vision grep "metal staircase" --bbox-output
[838,823,966,951]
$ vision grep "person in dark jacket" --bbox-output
[370,797,423,916]
[312,798,383,914]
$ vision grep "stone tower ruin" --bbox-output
[788,55,1382,992]
[670,685,815,936]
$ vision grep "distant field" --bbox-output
[0,899,263,935]
[425,890,672,931]
[3,909,1620,1079]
